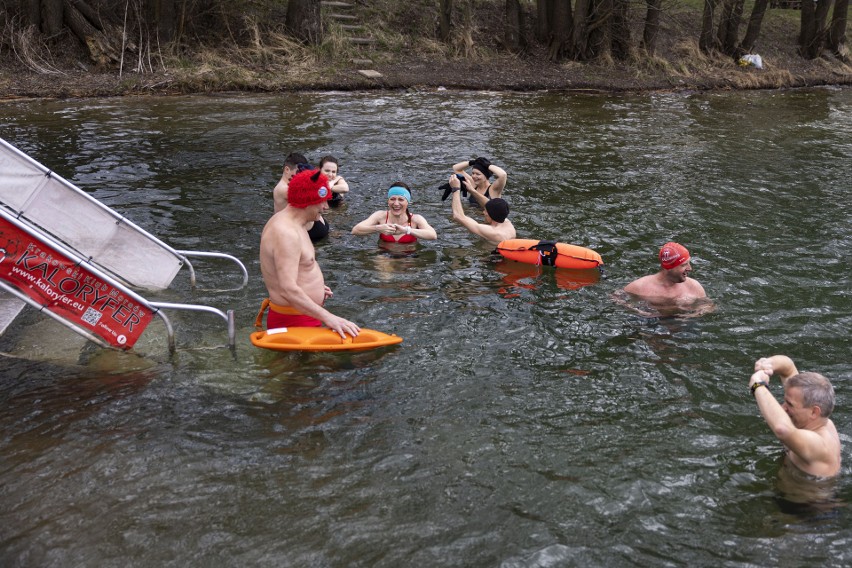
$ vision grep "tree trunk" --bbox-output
[611,0,631,59]
[827,0,849,58]
[700,0,720,52]
[62,0,116,65]
[41,0,63,36]
[570,0,591,59]
[147,0,176,45]
[799,0,816,54]
[716,0,744,55]
[811,0,834,57]
[504,0,526,52]
[641,0,663,55]
[548,0,573,61]
[536,0,553,42]
[799,0,832,57]
[21,0,41,28]
[738,0,769,54]
[439,0,453,42]
[285,0,322,45]
[591,0,612,60]
[68,0,107,27]
[725,0,745,55]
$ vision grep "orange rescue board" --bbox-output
[497,239,603,270]
[250,327,403,352]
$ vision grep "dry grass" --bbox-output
[5,22,66,75]
[1,0,850,97]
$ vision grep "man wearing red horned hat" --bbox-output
[623,242,707,306]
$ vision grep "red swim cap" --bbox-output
[659,242,690,270]
[288,170,330,208]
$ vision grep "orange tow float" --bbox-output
[496,239,603,270]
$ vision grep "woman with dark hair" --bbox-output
[351,182,437,243]
[318,155,350,208]
[451,156,508,207]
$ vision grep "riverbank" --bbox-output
[1,3,850,99]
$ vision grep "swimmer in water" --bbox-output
[749,355,841,479]
[620,242,712,316]
[351,183,437,244]
[451,156,508,206]
[447,173,515,246]
[272,152,329,243]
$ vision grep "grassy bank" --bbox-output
[1,0,850,98]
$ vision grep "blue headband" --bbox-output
[387,186,411,203]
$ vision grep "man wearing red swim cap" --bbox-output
[259,170,360,338]
[623,241,708,308]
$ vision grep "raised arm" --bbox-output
[452,159,472,173]
[754,355,799,387]
[450,177,494,241]
[749,368,830,467]
[486,164,507,199]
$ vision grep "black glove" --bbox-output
[439,175,469,201]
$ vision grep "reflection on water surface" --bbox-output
[0,87,850,566]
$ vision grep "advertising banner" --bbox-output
[0,216,152,349]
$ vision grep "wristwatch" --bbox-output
[751,381,768,396]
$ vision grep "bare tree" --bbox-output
[827,0,849,58]
[536,0,554,42]
[41,0,63,36]
[641,0,664,55]
[439,0,453,42]
[285,0,322,45]
[21,0,41,28]
[738,0,770,54]
[570,0,591,59]
[504,0,526,52]
[147,0,176,45]
[700,0,721,52]
[547,0,572,60]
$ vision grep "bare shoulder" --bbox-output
[623,274,653,294]
[262,212,299,241]
[686,277,707,297]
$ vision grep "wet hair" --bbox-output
[284,152,308,170]
[319,155,339,170]
[788,372,835,418]
[388,181,413,223]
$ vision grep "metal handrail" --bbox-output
[176,250,250,291]
[149,302,236,348]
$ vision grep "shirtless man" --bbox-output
[448,173,515,245]
[749,355,841,478]
[272,152,308,214]
[259,169,360,338]
[272,152,329,243]
[623,242,707,305]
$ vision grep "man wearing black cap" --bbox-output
[448,174,515,246]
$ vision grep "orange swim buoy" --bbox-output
[250,327,403,352]
[496,239,603,270]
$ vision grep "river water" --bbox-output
[0,87,850,567]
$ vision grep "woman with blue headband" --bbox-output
[352,182,437,243]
